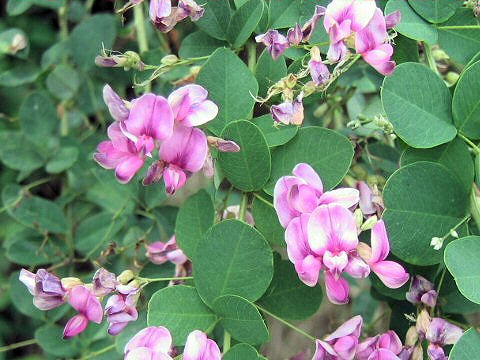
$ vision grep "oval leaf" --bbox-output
[227,0,265,48]
[224,343,262,360]
[450,328,480,359]
[409,0,461,24]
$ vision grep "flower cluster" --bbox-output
[94,84,229,194]
[124,326,221,360]
[19,267,141,338]
[274,163,409,304]
[150,0,204,32]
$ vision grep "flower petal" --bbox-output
[318,188,359,208]
[370,220,390,263]
[292,163,323,193]
[371,261,409,289]
[325,315,363,340]
[115,155,145,184]
[63,314,89,339]
[324,272,350,304]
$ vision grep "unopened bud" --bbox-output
[351,164,368,180]
[446,71,460,85]
[207,136,240,152]
[411,345,423,360]
[61,277,83,290]
[430,236,444,250]
[432,48,449,61]
[354,209,363,229]
[95,55,127,68]
[450,229,459,238]
[357,242,372,263]
[416,309,431,339]
[190,65,201,76]
[10,34,27,54]
[284,74,297,89]
[161,54,179,66]
[360,215,378,231]
[117,269,135,285]
[124,51,144,70]
[405,326,418,346]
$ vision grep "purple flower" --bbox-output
[124,326,173,360]
[168,84,218,127]
[207,136,240,153]
[271,94,304,126]
[309,47,330,86]
[63,285,103,338]
[19,269,66,311]
[426,318,463,360]
[287,24,303,46]
[93,268,118,297]
[301,5,326,42]
[150,0,172,25]
[178,0,204,21]
[357,330,403,360]
[103,85,129,122]
[146,235,188,265]
[255,30,290,60]
[105,287,139,336]
[406,275,438,308]
[159,125,208,194]
[385,10,402,29]
[183,330,221,360]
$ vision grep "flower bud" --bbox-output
[117,270,135,285]
[207,136,240,152]
[360,215,378,231]
[432,48,449,61]
[416,309,431,339]
[411,344,423,360]
[161,54,179,65]
[93,268,118,297]
[354,209,363,229]
[10,33,27,54]
[313,103,329,117]
[405,326,418,346]
[450,229,459,238]
[95,55,127,68]
[61,277,83,291]
[446,72,460,85]
[357,242,372,263]
[430,236,444,250]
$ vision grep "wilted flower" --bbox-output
[168,84,218,127]
[124,326,173,360]
[146,235,188,265]
[19,269,66,311]
[309,47,330,86]
[178,0,204,21]
[105,286,139,336]
[287,24,303,46]
[255,30,290,60]
[406,275,438,308]
[103,84,129,122]
[300,5,326,42]
[183,330,221,360]
[271,94,304,126]
[93,268,118,297]
[273,163,359,228]
[357,181,377,216]
[63,285,103,338]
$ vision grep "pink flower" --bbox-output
[358,220,409,289]
[168,84,218,127]
[355,9,396,76]
[357,181,377,216]
[159,125,208,194]
[273,163,359,228]
[105,286,139,336]
[63,285,103,338]
[146,235,188,265]
[285,214,322,286]
[287,24,303,46]
[178,0,204,21]
[103,84,129,122]
[150,0,172,25]
[313,316,363,360]
[93,268,118,297]
[324,0,377,61]
[308,204,369,304]
[124,93,174,154]
[124,326,173,360]
[94,122,146,184]
[19,269,66,311]
[183,330,221,360]
[357,331,403,360]
[385,11,402,29]
[406,275,438,308]
[255,30,290,60]
[426,318,463,360]
[309,47,330,86]
[287,5,326,45]
[271,94,304,126]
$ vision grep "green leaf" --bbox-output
[267,0,318,29]
[218,120,271,191]
[392,34,420,64]
[9,271,43,320]
[264,126,354,195]
[252,195,284,246]
[147,285,217,345]
[46,146,80,174]
[197,48,258,135]
[409,0,461,23]
[195,0,231,40]
[254,114,298,148]
[450,328,480,359]
[0,64,39,87]
[224,344,262,360]
[383,162,468,265]
[381,62,456,148]
[70,14,117,70]
[401,138,474,196]
[445,236,480,304]
[2,184,68,234]
[257,256,322,320]
[255,49,287,98]
[6,0,32,15]
[35,324,82,358]
[0,131,45,172]
[179,31,227,58]
[227,0,265,48]
[20,91,58,145]
[213,295,269,345]
[384,0,438,44]
[194,220,274,306]
[175,190,215,260]
[74,212,127,254]
[46,64,80,101]
[452,61,480,139]
[437,9,480,65]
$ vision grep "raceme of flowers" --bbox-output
[94,84,238,193]
[273,163,409,304]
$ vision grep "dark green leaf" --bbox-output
[252,195,284,246]
[450,328,480,359]
[179,31,227,58]
[46,146,79,174]
[409,0,461,23]
[196,0,231,40]
[224,343,262,360]
[227,0,265,48]
[46,64,80,100]
[254,114,298,148]
[35,324,82,357]
[20,91,58,145]
[0,131,45,172]
[255,49,287,98]
[0,64,39,87]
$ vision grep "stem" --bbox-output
[223,330,231,354]
[134,3,151,92]
[458,133,480,155]
[436,267,447,297]
[140,276,193,284]
[437,25,480,30]
[253,193,274,208]
[424,42,440,76]
[256,305,316,341]
[79,344,115,360]
[247,41,256,73]
[239,193,248,222]
[0,339,37,353]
